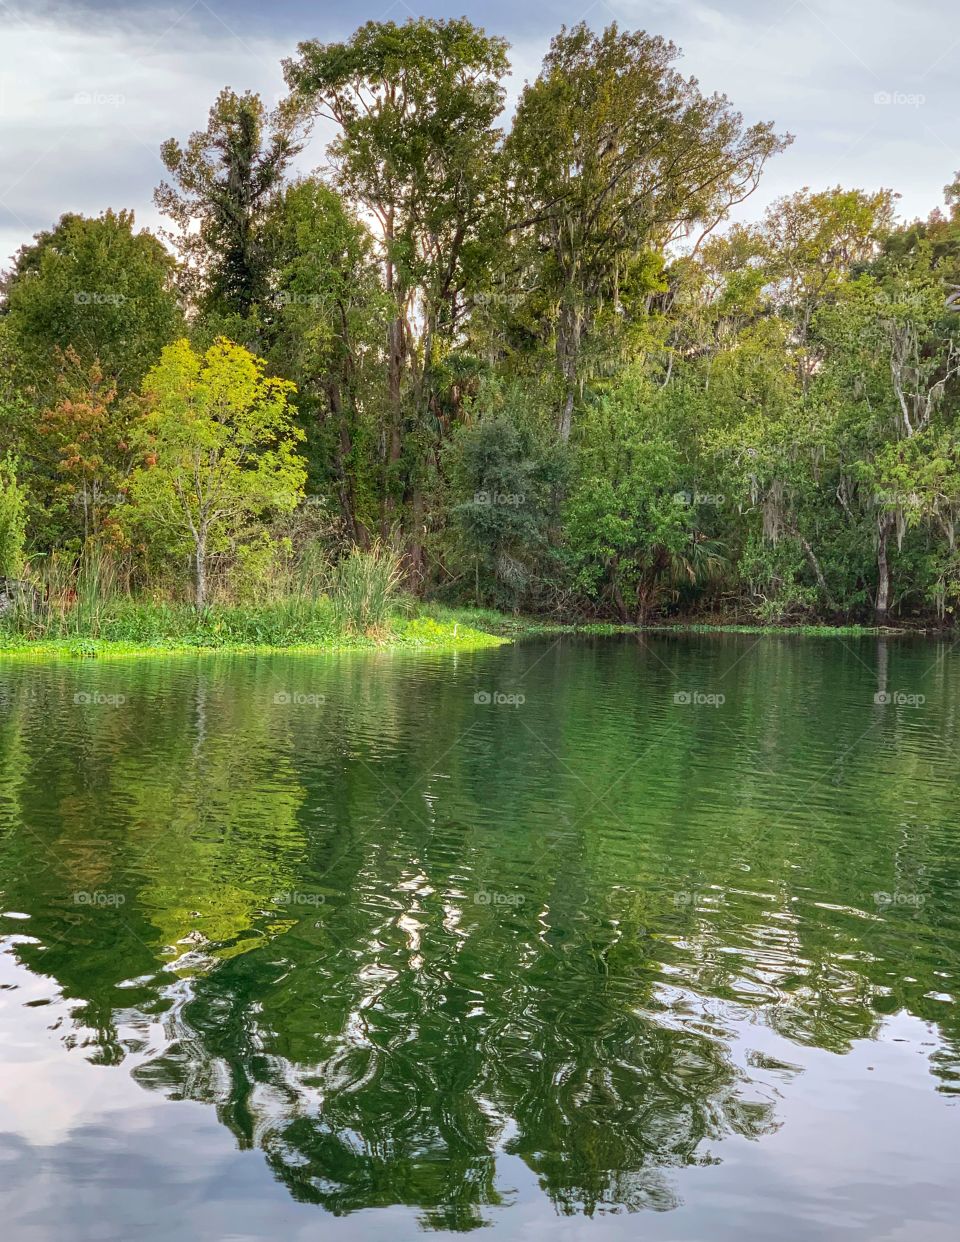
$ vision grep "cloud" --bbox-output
[0,0,957,269]
[0,3,291,265]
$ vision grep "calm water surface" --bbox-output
[0,634,958,1241]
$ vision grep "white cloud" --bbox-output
[0,6,292,264]
[1,0,958,268]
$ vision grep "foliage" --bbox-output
[126,338,306,606]
[155,89,306,325]
[2,19,960,626]
[504,22,789,439]
[2,209,182,397]
[446,409,565,609]
[0,456,26,578]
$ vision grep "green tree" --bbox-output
[505,22,788,440]
[0,456,26,579]
[265,179,389,541]
[285,18,510,573]
[565,372,707,619]
[127,338,306,606]
[2,210,182,398]
[446,408,564,609]
[155,89,306,328]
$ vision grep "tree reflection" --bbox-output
[0,639,958,1227]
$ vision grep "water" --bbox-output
[0,634,957,1241]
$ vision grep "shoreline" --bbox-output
[0,610,940,661]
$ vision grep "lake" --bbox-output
[0,634,957,1241]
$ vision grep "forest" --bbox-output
[2,16,960,631]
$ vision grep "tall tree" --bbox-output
[506,22,789,440]
[265,179,389,543]
[155,89,306,327]
[284,18,510,575]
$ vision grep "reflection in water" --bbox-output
[0,636,958,1237]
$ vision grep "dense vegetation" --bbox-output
[2,17,960,630]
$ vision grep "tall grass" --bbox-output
[330,541,405,635]
[0,539,413,647]
[8,547,119,638]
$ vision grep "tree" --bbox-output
[446,407,563,609]
[815,272,960,621]
[747,186,897,389]
[1,210,182,398]
[37,349,137,546]
[265,179,389,542]
[564,371,711,620]
[285,18,510,571]
[155,89,306,327]
[505,22,789,440]
[127,338,306,606]
[0,456,26,579]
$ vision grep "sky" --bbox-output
[0,0,958,267]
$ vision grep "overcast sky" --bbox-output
[1,0,958,267]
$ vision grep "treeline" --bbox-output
[1,18,959,623]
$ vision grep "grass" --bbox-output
[4,592,671,660]
[0,588,928,663]
[418,604,640,639]
[0,598,508,660]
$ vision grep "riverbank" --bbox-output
[0,601,935,661]
[426,607,925,639]
[0,606,508,660]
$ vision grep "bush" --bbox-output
[445,414,564,610]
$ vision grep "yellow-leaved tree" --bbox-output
[128,337,306,606]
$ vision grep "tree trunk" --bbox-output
[557,303,582,443]
[790,526,837,612]
[407,487,426,592]
[875,513,893,623]
[194,535,207,609]
[382,230,404,534]
[327,381,362,544]
[387,315,404,466]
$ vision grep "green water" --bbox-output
[0,635,957,1241]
